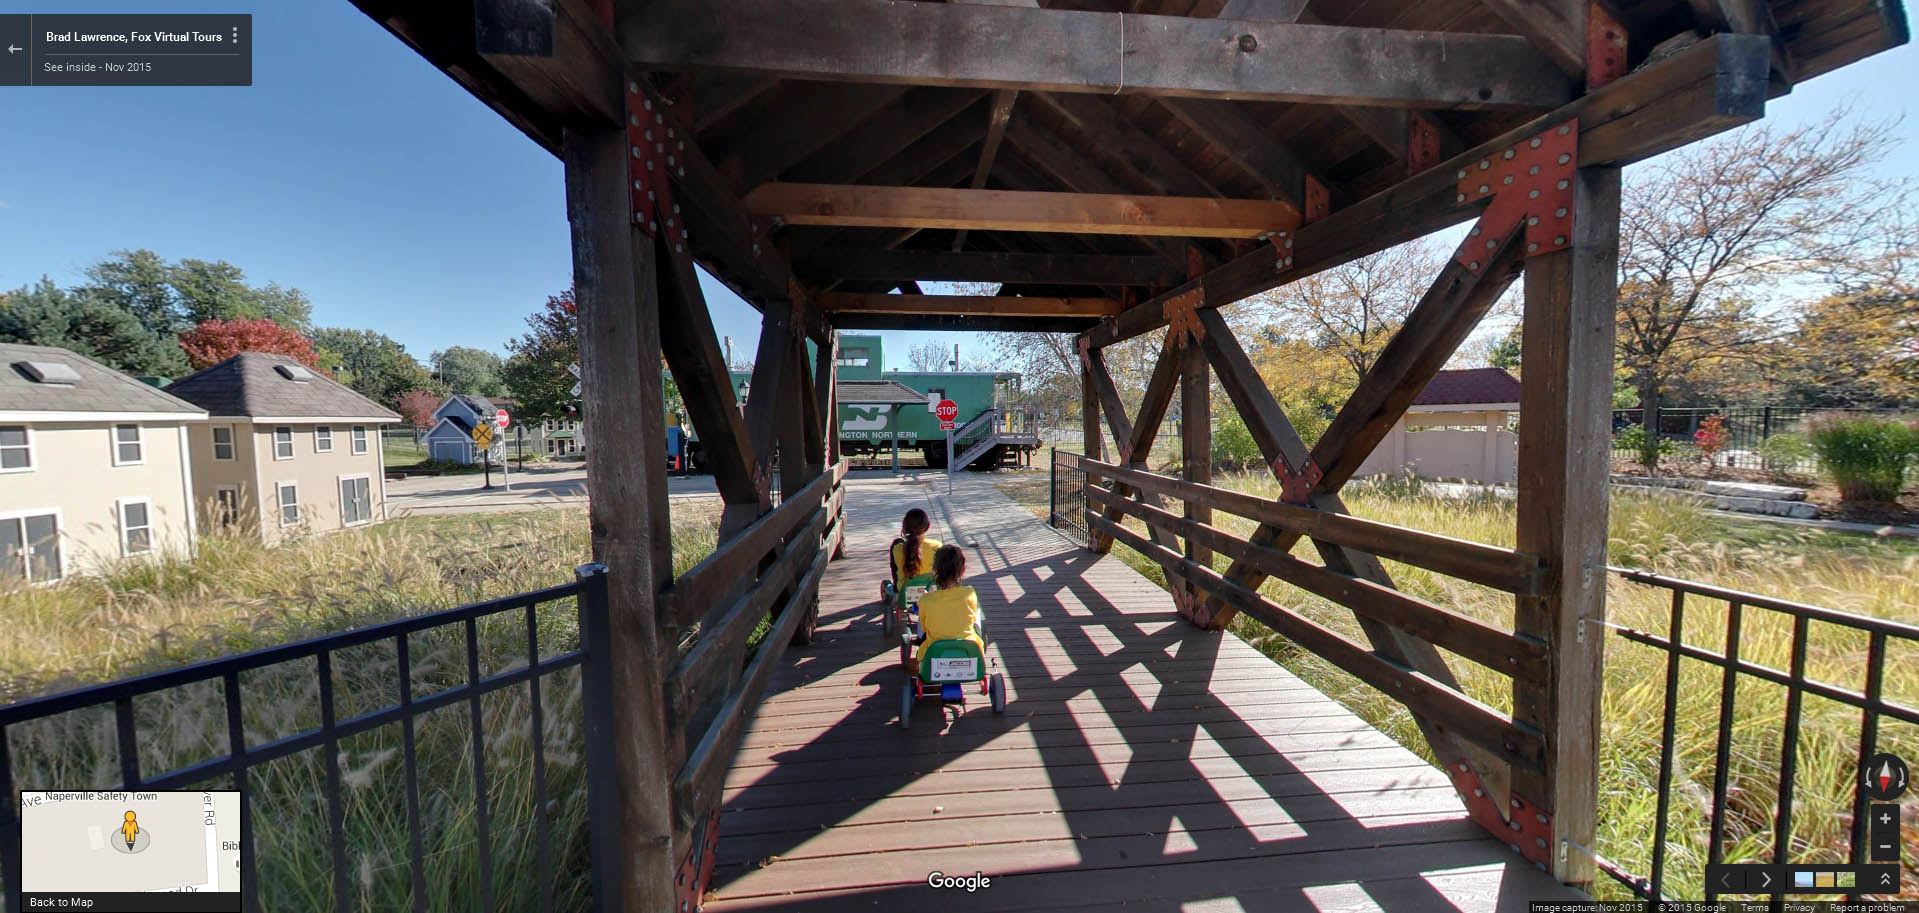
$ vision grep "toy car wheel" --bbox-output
[899,681,915,729]
[881,604,896,636]
[898,637,911,670]
[989,673,1006,714]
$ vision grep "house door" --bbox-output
[214,486,241,529]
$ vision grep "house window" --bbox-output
[112,424,143,465]
[273,427,294,460]
[276,483,299,527]
[0,512,61,583]
[340,476,372,526]
[837,348,870,367]
[0,426,29,472]
[315,426,333,453]
[211,425,235,461]
[118,499,152,556]
[351,426,369,455]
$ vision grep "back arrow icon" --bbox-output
[6,45,20,54]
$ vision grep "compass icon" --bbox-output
[1864,752,1909,801]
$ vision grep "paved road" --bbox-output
[384,464,983,517]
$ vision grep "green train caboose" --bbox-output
[678,334,1036,472]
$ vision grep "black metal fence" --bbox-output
[1049,450,1089,548]
[0,564,618,913]
[1610,406,1898,473]
[1596,568,1919,904]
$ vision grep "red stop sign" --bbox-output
[935,400,958,423]
[494,408,510,429]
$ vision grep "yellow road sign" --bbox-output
[472,424,494,450]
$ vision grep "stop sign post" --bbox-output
[487,409,511,491]
[935,399,958,431]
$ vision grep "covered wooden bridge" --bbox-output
[346,0,1905,909]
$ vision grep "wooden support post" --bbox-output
[1181,335,1211,573]
[561,124,677,913]
[813,334,837,472]
[1079,344,1101,463]
[779,335,809,498]
[1513,164,1620,887]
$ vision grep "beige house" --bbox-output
[166,353,400,544]
[0,343,208,581]
[1351,368,1522,485]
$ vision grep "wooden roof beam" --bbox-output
[953,89,1021,252]
[829,313,1100,333]
[619,0,1575,109]
[1476,0,1590,77]
[745,183,1300,238]
[794,249,1180,286]
[820,293,1121,318]
[1205,1,1467,173]
[1080,33,1773,349]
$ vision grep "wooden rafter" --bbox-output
[952,89,1020,252]
[785,89,991,184]
[620,0,1575,109]
[745,183,1299,238]
[1002,118,1203,267]
[819,293,1119,318]
[1477,0,1590,76]
[793,249,1179,286]
[720,83,909,192]
[1032,93,1222,198]
[1081,33,1772,350]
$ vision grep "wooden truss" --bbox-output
[1074,114,1625,884]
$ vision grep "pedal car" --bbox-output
[898,620,1005,729]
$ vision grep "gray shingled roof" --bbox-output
[0,342,205,416]
[838,379,930,406]
[451,394,497,418]
[165,353,401,422]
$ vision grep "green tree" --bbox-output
[502,290,580,422]
[82,249,180,340]
[1616,111,1900,470]
[0,278,188,376]
[312,327,433,406]
[431,346,507,397]
[80,249,314,336]
[170,259,313,330]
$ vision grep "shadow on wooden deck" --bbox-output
[704,477,1581,912]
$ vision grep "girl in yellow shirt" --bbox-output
[915,545,983,663]
[891,508,941,586]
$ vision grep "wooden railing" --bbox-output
[659,460,846,831]
[1058,452,1550,776]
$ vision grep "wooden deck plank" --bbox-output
[704,475,1584,910]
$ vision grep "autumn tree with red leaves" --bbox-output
[178,318,320,370]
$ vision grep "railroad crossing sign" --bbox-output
[471,423,494,450]
[494,408,511,429]
[935,399,958,431]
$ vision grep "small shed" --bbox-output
[1352,367,1522,485]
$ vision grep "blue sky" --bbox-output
[1,1,1913,370]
